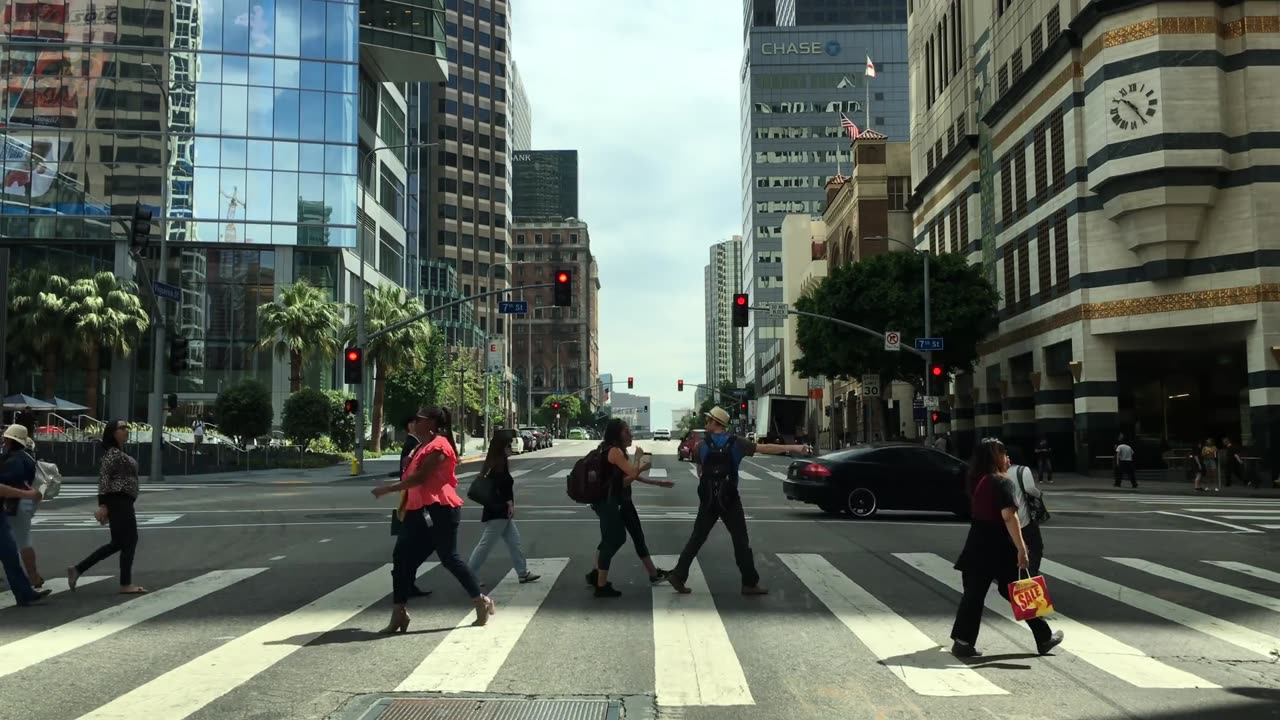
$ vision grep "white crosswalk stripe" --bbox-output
[0,575,109,609]
[1,552,1277,709]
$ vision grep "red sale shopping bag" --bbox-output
[1008,571,1056,621]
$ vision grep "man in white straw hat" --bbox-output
[0,424,50,605]
[667,405,811,595]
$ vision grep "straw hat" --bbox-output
[704,406,732,428]
[2,424,33,449]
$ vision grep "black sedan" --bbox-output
[783,443,969,518]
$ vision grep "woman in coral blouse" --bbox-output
[373,406,495,632]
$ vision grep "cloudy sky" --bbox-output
[512,0,742,429]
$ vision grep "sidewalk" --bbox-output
[63,437,490,486]
[1032,472,1280,498]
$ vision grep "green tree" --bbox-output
[322,389,367,452]
[66,271,151,416]
[793,251,999,387]
[281,388,332,446]
[535,393,581,430]
[344,285,431,452]
[214,380,274,445]
[257,279,345,393]
[7,266,74,398]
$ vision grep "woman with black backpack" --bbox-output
[587,419,650,598]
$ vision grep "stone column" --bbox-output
[1071,331,1119,476]
[950,372,976,460]
[1001,366,1036,462]
[1033,354,1075,472]
[974,362,1003,442]
[1246,306,1280,487]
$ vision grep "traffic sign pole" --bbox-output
[923,251,934,443]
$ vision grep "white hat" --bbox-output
[704,406,732,428]
[2,424,33,449]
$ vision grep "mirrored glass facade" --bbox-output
[0,0,360,248]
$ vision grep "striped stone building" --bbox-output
[906,0,1280,477]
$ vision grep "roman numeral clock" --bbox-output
[1108,80,1159,131]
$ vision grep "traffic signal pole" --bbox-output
[922,251,935,443]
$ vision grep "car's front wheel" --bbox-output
[846,488,878,518]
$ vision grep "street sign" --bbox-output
[151,280,181,302]
[498,300,528,314]
[912,397,925,422]
[914,337,944,352]
[884,330,901,352]
[486,341,504,373]
[861,374,881,397]
[762,301,790,318]
[923,395,940,409]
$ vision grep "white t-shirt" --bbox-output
[1006,464,1042,528]
[1116,444,1134,462]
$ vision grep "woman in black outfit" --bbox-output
[390,415,429,598]
[467,430,539,583]
[69,420,146,594]
[949,438,1063,658]
[587,419,650,598]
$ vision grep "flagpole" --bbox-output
[865,74,871,131]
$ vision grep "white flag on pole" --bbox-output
[865,55,877,78]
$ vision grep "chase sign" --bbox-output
[761,40,842,56]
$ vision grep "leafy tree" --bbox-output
[65,272,151,416]
[214,380,274,445]
[322,389,368,452]
[7,266,74,398]
[535,393,581,430]
[793,251,999,387]
[282,388,332,446]
[257,279,345,393]
[343,285,431,452]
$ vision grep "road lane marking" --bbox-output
[1108,558,1280,614]
[1204,561,1280,585]
[1040,557,1280,660]
[396,558,567,693]
[782,553,1006,697]
[649,468,668,478]
[0,568,265,680]
[511,469,533,478]
[1219,515,1280,520]
[738,470,760,481]
[318,538,331,543]
[1155,511,1262,533]
[650,555,754,707]
[1181,508,1280,513]
[1260,524,1280,530]
[0,576,109,609]
[75,563,436,720]
[896,553,1216,689]
[269,556,286,561]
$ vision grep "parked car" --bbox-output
[568,427,589,440]
[519,429,536,452]
[783,443,969,518]
[677,429,705,462]
[509,433,525,454]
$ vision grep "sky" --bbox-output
[512,0,742,430]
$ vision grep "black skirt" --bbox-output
[954,521,1018,575]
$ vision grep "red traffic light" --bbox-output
[552,402,560,410]
[740,402,747,411]
[556,272,569,283]
[931,412,940,422]
[346,349,360,362]
[735,295,746,306]
[627,376,634,389]
[931,365,944,377]
[677,380,684,391]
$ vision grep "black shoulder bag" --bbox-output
[1016,466,1050,524]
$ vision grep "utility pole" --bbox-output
[922,250,935,443]
[144,64,170,483]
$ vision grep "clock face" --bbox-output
[1109,82,1159,130]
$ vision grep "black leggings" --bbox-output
[76,494,138,586]
[392,504,481,604]
[591,497,626,571]
[619,497,650,558]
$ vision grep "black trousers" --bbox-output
[591,496,626,571]
[672,494,759,587]
[76,494,138,586]
[618,497,650,558]
[951,523,1051,648]
[1114,460,1137,487]
[391,504,481,604]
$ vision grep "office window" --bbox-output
[1050,109,1067,192]
[1017,238,1031,305]
[1002,250,1015,309]
[1053,209,1070,295]
[1037,220,1052,295]
[1014,144,1028,218]
[887,176,910,210]
[1033,124,1048,198]
[1000,155,1014,222]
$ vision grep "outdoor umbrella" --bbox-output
[2,394,56,411]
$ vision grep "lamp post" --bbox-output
[142,63,171,483]
[355,141,437,474]
[482,260,525,444]
[866,236,934,443]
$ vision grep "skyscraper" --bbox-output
[513,150,579,221]
[510,60,532,152]
[740,1,909,394]
[704,236,743,392]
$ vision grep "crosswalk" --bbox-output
[49,484,235,503]
[1061,492,1280,532]
[2,551,1277,717]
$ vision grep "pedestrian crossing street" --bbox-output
[2,550,1277,717]
[1060,492,1280,532]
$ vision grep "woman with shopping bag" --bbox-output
[948,438,1064,658]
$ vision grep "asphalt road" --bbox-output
[3,439,1278,720]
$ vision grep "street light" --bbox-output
[355,141,438,473]
[482,260,526,443]
[865,235,935,442]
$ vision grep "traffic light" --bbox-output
[677,379,684,392]
[129,202,152,252]
[739,401,748,413]
[627,377,633,389]
[344,347,363,385]
[732,293,749,327]
[553,269,572,306]
[931,411,940,423]
[930,364,944,378]
[344,398,359,414]
[552,401,561,411]
[169,336,189,374]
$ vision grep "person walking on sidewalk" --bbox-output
[373,407,495,631]
[0,425,50,606]
[1114,434,1138,488]
[667,406,810,596]
[949,438,1063,658]
[468,430,540,585]
[1034,437,1054,484]
[69,420,147,594]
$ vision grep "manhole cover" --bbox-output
[358,697,620,720]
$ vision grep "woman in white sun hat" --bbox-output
[0,424,50,605]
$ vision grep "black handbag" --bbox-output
[1016,466,1050,523]
[467,469,500,508]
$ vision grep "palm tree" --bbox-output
[344,285,431,452]
[256,280,345,393]
[7,266,74,398]
[66,272,150,416]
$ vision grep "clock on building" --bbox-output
[1109,82,1159,130]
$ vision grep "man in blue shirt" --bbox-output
[667,406,810,595]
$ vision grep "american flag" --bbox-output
[865,55,877,78]
[840,113,860,140]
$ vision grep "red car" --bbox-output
[677,430,705,462]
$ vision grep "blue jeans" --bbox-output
[467,518,528,577]
[0,512,36,604]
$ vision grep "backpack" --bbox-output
[566,446,609,504]
[700,434,739,500]
[1014,466,1049,524]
